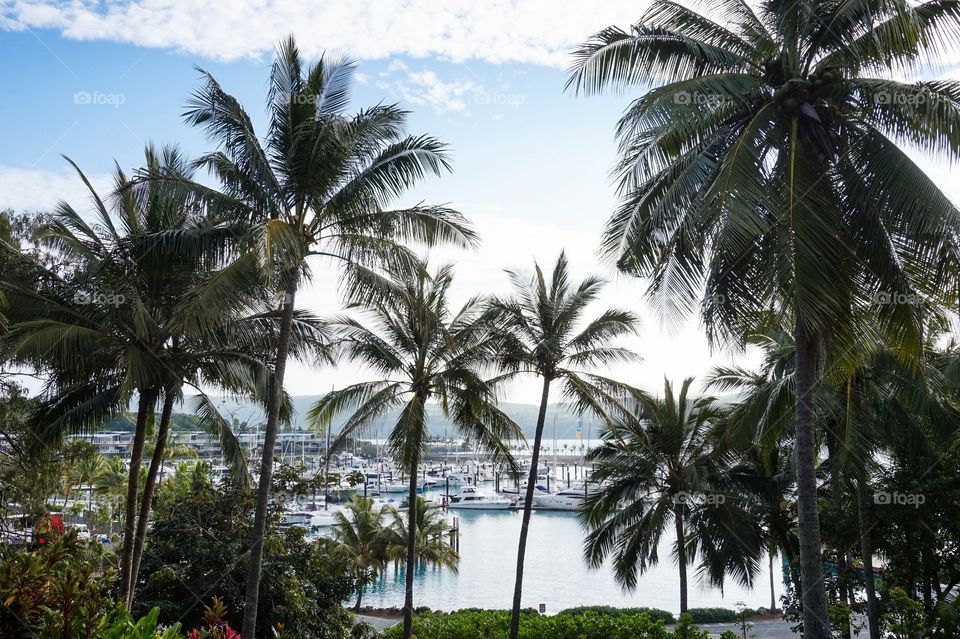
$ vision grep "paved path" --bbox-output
[356,613,400,632]
[698,619,797,638]
[688,617,868,638]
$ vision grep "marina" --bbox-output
[360,492,783,614]
[269,451,785,616]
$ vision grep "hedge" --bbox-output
[380,609,672,639]
[685,607,742,624]
[557,605,676,624]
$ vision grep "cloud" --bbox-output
[0,0,649,66]
[373,63,527,114]
[376,67,479,114]
[0,164,112,212]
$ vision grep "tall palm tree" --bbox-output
[485,252,641,639]
[330,495,392,611]
[174,38,476,637]
[712,321,958,639]
[0,146,271,608]
[569,3,960,635]
[385,495,459,573]
[308,263,520,639]
[583,378,751,614]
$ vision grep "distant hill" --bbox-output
[155,395,603,440]
[115,390,737,440]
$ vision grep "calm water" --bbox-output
[361,489,784,614]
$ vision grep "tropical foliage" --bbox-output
[569,0,960,635]
[2,7,960,639]
[308,262,521,637]
[168,36,478,637]
[381,609,674,639]
[133,463,356,639]
[484,252,641,639]
[582,378,762,612]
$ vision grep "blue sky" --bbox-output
[3,1,957,403]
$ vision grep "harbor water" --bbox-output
[361,489,784,614]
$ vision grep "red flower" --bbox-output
[222,625,239,639]
[187,629,201,639]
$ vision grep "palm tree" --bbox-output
[569,4,960,635]
[485,252,641,639]
[712,322,958,639]
[174,38,476,637]
[330,495,392,611]
[72,447,106,519]
[722,441,799,607]
[308,263,520,639]
[94,455,127,536]
[385,495,459,572]
[0,146,272,608]
[582,378,754,613]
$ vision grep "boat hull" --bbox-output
[533,495,583,511]
[446,501,512,510]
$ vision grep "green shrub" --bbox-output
[719,631,738,639]
[672,613,709,639]
[557,605,676,624]
[686,607,739,624]
[881,587,926,639]
[135,467,356,638]
[381,609,672,639]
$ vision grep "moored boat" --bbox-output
[446,486,512,510]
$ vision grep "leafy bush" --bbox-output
[350,620,379,639]
[134,465,357,639]
[686,607,739,624]
[557,605,676,624]
[381,609,672,639]
[881,587,926,639]
[0,529,181,638]
[719,631,738,639]
[672,613,709,639]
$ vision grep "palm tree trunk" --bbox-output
[856,481,880,639]
[793,328,831,639]
[242,277,298,639]
[127,388,175,608]
[402,465,420,639]
[776,524,802,597]
[826,435,853,639]
[676,506,688,614]
[355,586,364,612]
[119,387,157,608]
[770,550,777,611]
[509,376,551,639]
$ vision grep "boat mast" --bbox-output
[323,385,333,512]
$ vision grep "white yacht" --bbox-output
[501,482,551,508]
[534,486,587,511]
[446,486,512,510]
[279,510,315,529]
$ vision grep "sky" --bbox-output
[2,1,958,405]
